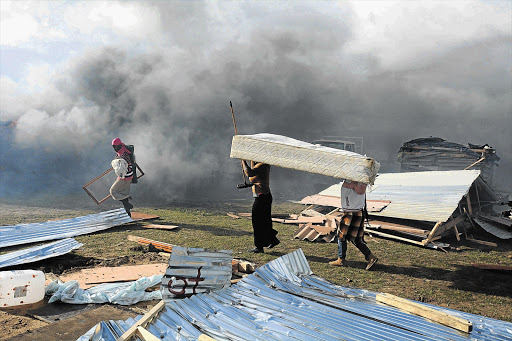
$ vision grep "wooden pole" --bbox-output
[230,101,249,183]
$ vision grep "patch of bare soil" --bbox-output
[0,310,48,341]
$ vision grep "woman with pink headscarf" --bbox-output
[110,138,135,216]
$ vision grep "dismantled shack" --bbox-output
[297,170,509,249]
[397,137,499,186]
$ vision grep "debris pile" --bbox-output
[397,137,500,185]
[294,170,511,250]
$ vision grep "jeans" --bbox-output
[337,237,371,260]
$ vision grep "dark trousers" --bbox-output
[338,237,372,260]
[251,193,278,248]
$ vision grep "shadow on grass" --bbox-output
[179,224,252,237]
[5,253,98,275]
[369,262,512,298]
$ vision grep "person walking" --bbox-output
[110,138,135,217]
[243,160,280,253]
[329,180,378,270]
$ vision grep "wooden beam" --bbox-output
[118,300,166,341]
[143,224,179,230]
[453,224,460,241]
[474,182,481,211]
[366,229,426,246]
[466,194,473,216]
[466,238,497,247]
[198,334,217,341]
[424,221,442,244]
[432,214,467,237]
[376,293,472,333]
[136,326,161,341]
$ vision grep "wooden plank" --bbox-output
[118,300,165,341]
[376,293,472,333]
[136,326,161,341]
[130,212,160,221]
[127,235,173,253]
[453,224,460,241]
[272,216,326,224]
[424,221,442,244]
[466,238,497,247]
[367,224,429,236]
[142,224,179,230]
[433,215,467,237]
[466,194,473,216]
[198,334,216,341]
[366,229,426,246]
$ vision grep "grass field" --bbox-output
[2,199,512,324]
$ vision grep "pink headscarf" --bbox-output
[112,138,131,156]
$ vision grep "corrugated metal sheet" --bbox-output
[161,245,233,300]
[0,238,83,269]
[0,208,132,248]
[318,170,481,222]
[474,218,512,239]
[79,249,512,341]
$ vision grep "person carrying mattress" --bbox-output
[243,160,280,253]
[329,180,379,270]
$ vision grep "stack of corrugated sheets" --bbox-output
[230,133,380,184]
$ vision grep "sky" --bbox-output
[0,0,511,204]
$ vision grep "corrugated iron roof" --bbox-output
[161,245,233,300]
[0,208,132,248]
[0,238,83,269]
[79,249,512,341]
[318,170,482,222]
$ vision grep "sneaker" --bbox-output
[268,238,280,249]
[365,254,378,270]
[328,258,347,266]
[248,247,264,253]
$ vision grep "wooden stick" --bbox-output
[230,101,250,183]
[376,293,472,333]
[464,157,485,170]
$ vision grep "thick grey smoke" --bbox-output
[1,2,511,205]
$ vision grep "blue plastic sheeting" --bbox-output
[0,238,83,269]
[78,249,512,341]
[0,208,132,248]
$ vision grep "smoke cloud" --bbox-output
[1,1,511,205]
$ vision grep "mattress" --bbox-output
[230,133,380,184]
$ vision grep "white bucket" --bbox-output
[0,270,46,307]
